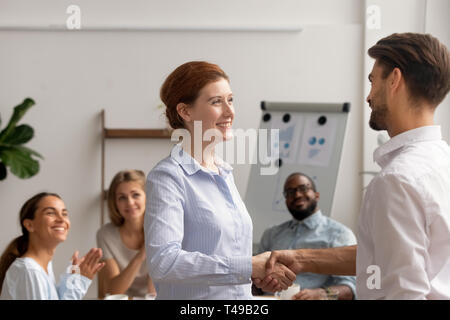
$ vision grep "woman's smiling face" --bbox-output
[23,196,70,245]
[183,78,235,141]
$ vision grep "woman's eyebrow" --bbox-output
[42,207,68,212]
[207,95,222,102]
[207,93,233,101]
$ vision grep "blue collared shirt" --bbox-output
[258,211,357,297]
[144,144,253,300]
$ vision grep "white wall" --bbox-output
[427,0,450,142]
[0,0,447,299]
[362,0,450,187]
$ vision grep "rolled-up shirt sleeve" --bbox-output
[324,228,357,297]
[144,167,252,286]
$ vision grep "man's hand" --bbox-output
[251,252,296,291]
[292,288,327,300]
[266,250,304,275]
[253,250,303,292]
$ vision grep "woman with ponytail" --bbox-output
[0,192,105,299]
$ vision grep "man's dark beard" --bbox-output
[288,199,318,221]
[369,106,388,131]
[368,90,388,131]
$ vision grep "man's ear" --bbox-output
[23,219,34,233]
[315,192,320,202]
[389,67,403,92]
[176,103,192,123]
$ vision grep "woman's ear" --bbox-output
[23,219,34,233]
[176,103,192,123]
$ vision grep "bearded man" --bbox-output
[255,172,356,300]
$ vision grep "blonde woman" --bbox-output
[96,170,155,298]
[0,192,104,300]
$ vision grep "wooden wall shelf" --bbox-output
[100,109,172,225]
[104,128,172,139]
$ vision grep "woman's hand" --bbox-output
[251,252,296,291]
[136,245,146,263]
[72,248,106,280]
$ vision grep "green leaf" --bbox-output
[12,145,43,159]
[0,143,43,159]
[0,162,6,180]
[2,124,34,145]
[0,147,39,179]
[0,98,35,143]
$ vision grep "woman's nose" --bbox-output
[55,212,65,221]
[223,101,234,117]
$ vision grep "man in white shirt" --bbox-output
[257,33,450,299]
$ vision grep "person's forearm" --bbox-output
[329,285,353,300]
[106,255,145,294]
[300,245,356,276]
[147,276,156,295]
[149,244,251,285]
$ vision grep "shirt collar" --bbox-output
[170,143,233,176]
[290,210,323,230]
[373,125,442,168]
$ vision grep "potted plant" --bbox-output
[0,98,43,180]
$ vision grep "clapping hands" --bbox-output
[71,248,106,280]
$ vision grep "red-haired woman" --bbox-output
[145,61,295,300]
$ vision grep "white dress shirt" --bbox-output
[357,126,450,299]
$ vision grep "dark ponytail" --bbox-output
[0,192,61,292]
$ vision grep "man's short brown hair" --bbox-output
[368,33,450,107]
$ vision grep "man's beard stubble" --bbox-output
[369,86,389,131]
[288,199,318,221]
[369,103,389,131]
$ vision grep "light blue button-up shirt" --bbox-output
[145,144,253,300]
[0,257,91,300]
[258,211,357,297]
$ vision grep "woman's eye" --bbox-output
[212,99,221,105]
[133,193,141,198]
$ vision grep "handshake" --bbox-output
[251,250,301,292]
